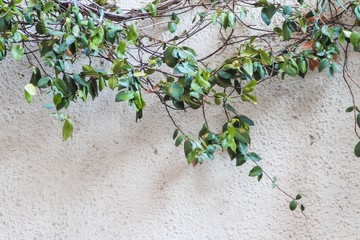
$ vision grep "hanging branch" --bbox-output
[1,0,360,216]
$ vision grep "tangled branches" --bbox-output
[1,0,360,211]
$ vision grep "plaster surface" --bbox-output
[0,1,359,239]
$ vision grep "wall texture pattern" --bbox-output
[0,1,359,239]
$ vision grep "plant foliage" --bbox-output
[1,0,360,210]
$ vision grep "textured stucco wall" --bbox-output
[1,1,360,239]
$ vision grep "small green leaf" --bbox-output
[73,74,88,87]
[243,58,253,76]
[126,24,139,43]
[318,59,329,72]
[239,115,254,126]
[286,66,297,77]
[37,77,51,88]
[227,12,236,29]
[175,135,184,147]
[24,83,36,96]
[115,91,135,102]
[296,194,302,200]
[66,35,76,45]
[173,129,179,140]
[261,4,276,26]
[225,103,236,113]
[108,76,117,90]
[184,140,193,158]
[163,47,178,67]
[260,51,272,65]
[62,119,73,141]
[24,90,32,103]
[355,6,360,21]
[283,6,292,16]
[354,141,360,157]
[248,152,262,161]
[236,155,247,166]
[350,31,360,47]
[148,3,157,17]
[168,82,184,101]
[282,22,292,41]
[290,200,297,210]
[43,103,55,109]
[346,106,354,112]
[168,22,177,33]
[249,166,263,177]
[357,113,360,128]
[11,44,24,60]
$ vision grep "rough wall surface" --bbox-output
[0,1,360,239]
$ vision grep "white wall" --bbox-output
[0,1,359,239]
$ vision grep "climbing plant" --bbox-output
[1,0,360,211]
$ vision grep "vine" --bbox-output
[1,0,360,213]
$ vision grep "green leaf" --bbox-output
[260,51,272,65]
[354,141,360,157]
[53,78,68,94]
[321,25,331,37]
[24,90,32,103]
[175,135,184,147]
[66,35,76,45]
[346,106,354,112]
[117,40,127,56]
[350,31,360,47]
[108,76,117,90]
[227,12,236,29]
[236,155,247,166]
[53,93,62,106]
[115,91,135,102]
[211,13,217,25]
[11,44,24,60]
[283,6,292,16]
[173,129,179,140]
[73,74,88,87]
[72,25,80,37]
[249,166,263,177]
[199,123,209,136]
[168,82,184,101]
[62,119,73,141]
[297,0,304,4]
[126,24,139,43]
[296,194,302,200]
[43,103,54,109]
[148,3,157,17]
[318,59,329,72]
[357,113,360,128]
[184,140,193,157]
[286,66,297,77]
[134,91,145,110]
[225,103,236,113]
[37,76,51,88]
[239,115,254,126]
[282,22,292,41]
[168,22,177,33]
[243,58,253,76]
[163,47,178,67]
[248,152,262,161]
[290,200,297,211]
[24,83,36,96]
[355,6,360,21]
[261,4,276,26]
